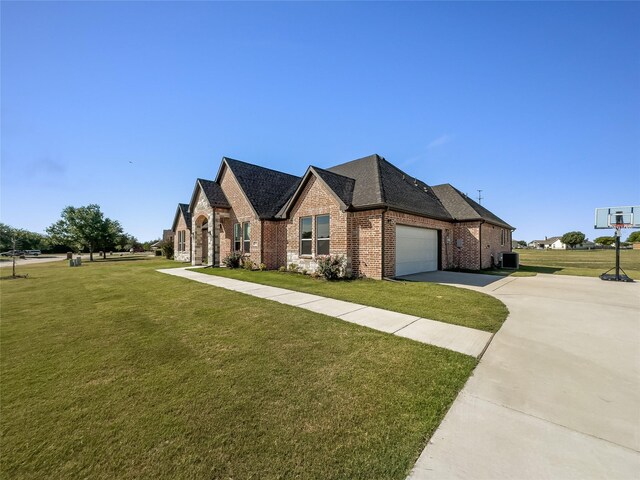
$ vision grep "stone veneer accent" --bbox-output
[191,188,216,266]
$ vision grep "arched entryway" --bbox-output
[193,215,209,265]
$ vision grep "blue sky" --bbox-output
[2,2,639,242]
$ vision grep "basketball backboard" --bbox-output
[594,206,640,229]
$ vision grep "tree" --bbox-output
[47,204,117,261]
[626,231,640,243]
[97,218,124,258]
[0,223,49,252]
[594,236,615,246]
[516,240,527,248]
[561,231,586,249]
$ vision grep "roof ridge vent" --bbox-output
[414,178,418,186]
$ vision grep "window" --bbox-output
[243,222,251,253]
[178,231,185,252]
[316,215,330,255]
[300,217,312,255]
[500,229,505,246]
[234,223,241,252]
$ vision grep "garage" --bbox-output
[395,225,439,276]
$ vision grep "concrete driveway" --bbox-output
[407,273,640,479]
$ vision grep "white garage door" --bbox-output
[395,225,438,276]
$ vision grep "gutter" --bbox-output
[381,207,389,279]
[478,220,485,269]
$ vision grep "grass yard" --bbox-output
[1,258,477,479]
[516,248,640,278]
[193,268,508,333]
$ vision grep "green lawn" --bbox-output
[193,268,508,333]
[1,258,477,479]
[516,248,640,278]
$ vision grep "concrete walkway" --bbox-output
[408,273,640,479]
[157,267,493,358]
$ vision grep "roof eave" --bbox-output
[171,205,183,232]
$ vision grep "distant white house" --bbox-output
[528,236,594,250]
[529,236,563,249]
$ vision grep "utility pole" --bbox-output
[477,190,483,205]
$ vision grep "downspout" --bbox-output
[212,210,216,266]
[478,220,485,270]
[260,219,264,266]
[381,207,389,279]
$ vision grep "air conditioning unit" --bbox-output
[501,252,519,269]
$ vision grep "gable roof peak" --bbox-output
[216,156,301,219]
[189,178,230,212]
[172,202,192,231]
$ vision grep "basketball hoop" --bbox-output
[594,206,639,282]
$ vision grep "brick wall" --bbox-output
[262,220,287,269]
[452,221,481,270]
[285,176,348,273]
[173,211,191,263]
[348,210,384,278]
[480,223,512,269]
[219,167,263,265]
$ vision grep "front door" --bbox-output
[201,226,208,264]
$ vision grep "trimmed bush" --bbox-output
[161,242,174,260]
[278,266,286,273]
[288,263,298,273]
[316,255,346,280]
[243,259,254,271]
[222,251,243,269]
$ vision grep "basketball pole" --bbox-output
[615,227,621,281]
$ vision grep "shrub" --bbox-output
[161,241,174,260]
[278,266,286,273]
[288,263,298,273]
[316,255,346,280]
[155,249,162,256]
[222,251,243,268]
[301,269,308,275]
[259,263,267,271]
[243,258,254,270]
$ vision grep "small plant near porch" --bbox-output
[222,251,243,268]
[316,255,346,280]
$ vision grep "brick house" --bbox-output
[171,203,191,262]
[172,154,514,279]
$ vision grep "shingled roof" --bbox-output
[171,203,192,231]
[312,167,355,207]
[276,166,355,216]
[431,183,513,229]
[326,154,453,220]
[219,157,301,219]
